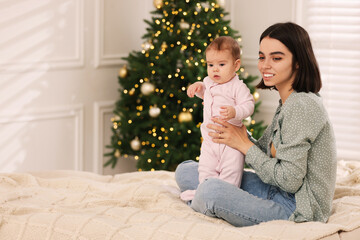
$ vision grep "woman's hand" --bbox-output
[207,117,254,155]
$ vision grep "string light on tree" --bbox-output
[128,88,136,96]
[161,42,168,50]
[142,41,153,51]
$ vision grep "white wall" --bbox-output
[0,0,297,174]
[225,0,299,125]
[0,0,152,174]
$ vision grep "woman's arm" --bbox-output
[207,117,306,193]
[208,98,326,194]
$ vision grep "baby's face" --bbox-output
[206,49,240,84]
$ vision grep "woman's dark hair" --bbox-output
[256,22,322,93]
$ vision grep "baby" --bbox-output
[181,36,254,202]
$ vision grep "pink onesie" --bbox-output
[180,75,254,201]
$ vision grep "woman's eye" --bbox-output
[220,64,225,66]
[258,56,265,60]
[273,57,282,61]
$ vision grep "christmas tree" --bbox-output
[105,0,266,171]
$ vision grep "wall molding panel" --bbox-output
[94,0,124,68]
[293,0,303,24]
[0,104,84,171]
[0,0,84,72]
[94,0,153,68]
[93,100,115,174]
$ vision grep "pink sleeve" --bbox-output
[233,82,255,121]
[195,78,209,99]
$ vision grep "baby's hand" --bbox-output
[187,82,203,98]
[220,106,236,120]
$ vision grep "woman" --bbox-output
[175,22,337,227]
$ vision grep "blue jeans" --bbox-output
[175,160,296,227]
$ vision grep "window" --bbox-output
[301,0,360,161]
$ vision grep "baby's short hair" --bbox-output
[205,36,241,60]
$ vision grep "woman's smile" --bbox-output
[262,72,275,80]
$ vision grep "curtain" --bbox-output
[304,0,360,161]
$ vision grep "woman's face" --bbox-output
[258,37,297,91]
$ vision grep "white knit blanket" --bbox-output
[0,160,359,240]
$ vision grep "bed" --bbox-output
[0,160,359,240]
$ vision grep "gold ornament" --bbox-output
[153,0,163,9]
[218,0,225,7]
[178,111,193,123]
[141,82,155,95]
[243,116,252,127]
[179,19,190,29]
[114,149,120,158]
[130,137,141,151]
[161,42,168,50]
[149,105,161,118]
[118,65,128,78]
[129,88,135,96]
[253,91,260,101]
